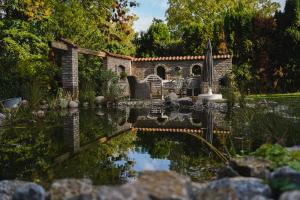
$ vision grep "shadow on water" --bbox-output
[1,99,300,186]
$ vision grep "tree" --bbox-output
[135,19,172,57]
[0,0,138,98]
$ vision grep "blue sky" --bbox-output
[132,0,286,33]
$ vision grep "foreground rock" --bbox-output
[227,157,271,179]
[13,183,46,200]
[50,179,93,200]
[280,191,300,200]
[0,180,26,200]
[0,171,274,200]
[194,177,272,200]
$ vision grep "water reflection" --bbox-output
[63,109,80,154]
[5,100,300,186]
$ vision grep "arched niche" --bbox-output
[190,63,203,76]
[155,64,167,80]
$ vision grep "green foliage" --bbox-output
[0,0,137,100]
[252,144,300,170]
[135,19,172,57]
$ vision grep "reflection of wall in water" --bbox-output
[63,109,80,154]
[129,107,229,131]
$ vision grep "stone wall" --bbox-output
[103,56,132,97]
[132,58,232,93]
[103,56,132,75]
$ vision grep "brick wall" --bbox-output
[61,47,79,100]
[132,58,232,93]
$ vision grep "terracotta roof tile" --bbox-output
[131,55,231,62]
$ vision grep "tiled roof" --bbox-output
[132,55,231,62]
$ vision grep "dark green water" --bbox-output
[0,99,299,187]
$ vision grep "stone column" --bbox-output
[61,46,79,100]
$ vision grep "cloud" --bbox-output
[134,15,154,33]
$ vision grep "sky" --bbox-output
[132,0,287,33]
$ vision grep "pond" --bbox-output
[0,98,300,187]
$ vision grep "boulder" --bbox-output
[49,179,93,200]
[136,171,192,200]
[271,166,300,186]
[69,101,79,108]
[20,100,29,107]
[217,166,240,179]
[177,97,194,107]
[229,157,271,179]
[280,191,300,200]
[194,177,272,200]
[0,180,26,200]
[96,184,150,200]
[95,96,105,106]
[286,146,300,152]
[12,183,46,200]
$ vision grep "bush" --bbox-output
[252,144,300,170]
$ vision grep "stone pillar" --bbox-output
[62,47,79,100]
[63,109,80,154]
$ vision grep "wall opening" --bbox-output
[156,66,166,80]
[191,65,202,76]
[118,65,126,80]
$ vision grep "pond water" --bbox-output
[0,99,300,187]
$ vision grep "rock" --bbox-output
[177,97,193,107]
[217,166,240,179]
[194,177,272,200]
[69,101,79,108]
[32,111,45,118]
[97,184,150,200]
[12,183,46,200]
[0,180,26,200]
[49,179,93,200]
[20,100,29,107]
[135,171,192,200]
[280,191,300,200]
[229,157,271,179]
[271,166,300,185]
[286,145,300,152]
[95,96,105,106]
